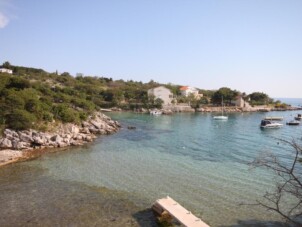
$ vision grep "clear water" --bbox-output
[1,111,302,226]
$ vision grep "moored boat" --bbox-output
[150,109,162,115]
[260,120,283,129]
[286,120,300,126]
[294,114,302,121]
[213,96,228,120]
[264,116,283,121]
[213,115,228,120]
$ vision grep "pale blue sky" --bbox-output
[0,0,302,97]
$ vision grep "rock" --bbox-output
[82,121,90,127]
[90,120,104,129]
[80,127,90,134]
[88,127,99,134]
[33,136,46,145]
[84,135,93,142]
[57,142,68,147]
[3,129,17,140]
[51,135,63,143]
[0,138,12,148]
[127,126,136,130]
[19,132,34,143]
[0,111,120,151]
[70,140,84,146]
[12,141,30,150]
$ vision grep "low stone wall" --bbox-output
[0,112,121,151]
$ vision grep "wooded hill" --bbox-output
[0,62,277,131]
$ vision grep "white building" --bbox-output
[0,68,13,74]
[179,86,202,98]
[232,95,251,108]
[147,86,173,105]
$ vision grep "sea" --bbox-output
[274,97,302,107]
[0,105,302,226]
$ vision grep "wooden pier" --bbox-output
[152,196,210,227]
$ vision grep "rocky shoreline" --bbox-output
[0,112,121,167]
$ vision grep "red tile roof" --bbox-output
[179,86,189,91]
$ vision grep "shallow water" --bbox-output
[1,111,302,226]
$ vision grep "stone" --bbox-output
[0,138,12,148]
[80,127,90,134]
[33,136,45,145]
[51,135,63,143]
[90,120,104,129]
[19,132,34,143]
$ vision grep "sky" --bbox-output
[0,0,302,98]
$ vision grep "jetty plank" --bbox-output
[154,196,210,227]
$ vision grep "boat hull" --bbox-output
[213,116,228,120]
[286,121,300,126]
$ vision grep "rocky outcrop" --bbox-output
[0,112,121,151]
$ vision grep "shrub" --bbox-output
[6,109,36,130]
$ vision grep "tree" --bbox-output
[2,61,11,69]
[249,138,302,226]
[248,92,272,105]
[211,87,238,105]
[154,98,164,109]
[6,109,36,130]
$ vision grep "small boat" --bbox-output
[286,120,300,126]
[264,116,283,121]
[150,109,162,115]
[294,114,302,121]
[213,115,228,120]
[260,120,283,129]
[213,97,228,120]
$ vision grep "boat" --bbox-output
[260,120,283,129]
[286,120,300,126]
[264,116,283,121]
[213,97,228,120]
[150,109,162,115]
[294,114,302,121]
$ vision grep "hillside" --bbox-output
[0,62,283,132]
[0,63,179,131]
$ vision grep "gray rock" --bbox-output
[80,127,90,134]
[19,132,34,143]
[33,136,45,145]
[0,138,12,148]
[90,120,104,129]
[51,135,63,145]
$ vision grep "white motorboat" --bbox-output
[150,109,162,115]
[213,97,228,120]
[213,115,228,120]
[264,116,283,121]
[260,120,283,129]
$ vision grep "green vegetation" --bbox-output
[0,62,164,131]
[0,61,282,131]
[211,87,239,105]
[247,92,273,106]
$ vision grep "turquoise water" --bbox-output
[1,111,302,226]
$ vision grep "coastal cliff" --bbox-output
[0,112,120,166]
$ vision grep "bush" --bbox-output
[53,105,80,123]
[6,109,36,130]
